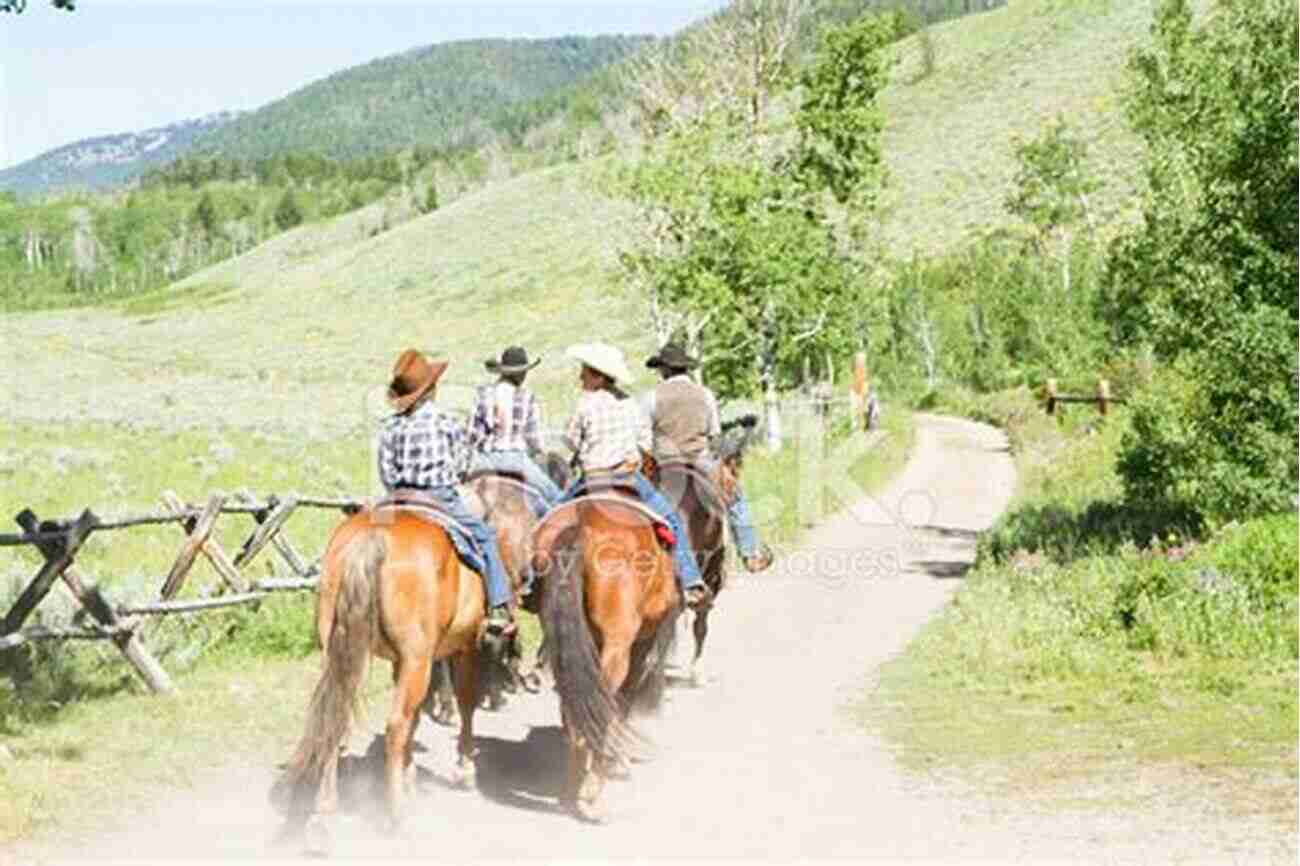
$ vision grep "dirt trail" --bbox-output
[14,415,1292,863]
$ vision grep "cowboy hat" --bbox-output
[645,342,699,371]
[565,342,633,385]
[484,345,541,374]
[387,349,448,413]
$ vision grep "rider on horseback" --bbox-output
[377,349,516,635]
[468,345,562,518]
[643,342,773,573]
[554,343,712,611]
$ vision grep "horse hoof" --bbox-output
[572,799,606,824]
[303,815,331,858]
[451,761,478,791]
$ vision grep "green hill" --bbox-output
[189,35,650,163]
[2,0,1164,439]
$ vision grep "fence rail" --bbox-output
[0,490,364,695]
[1041,378,1127,417]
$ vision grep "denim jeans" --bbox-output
[473,450,562,518]
[421,485,513,608]
[727,490,760,559]
[556,471,705,592]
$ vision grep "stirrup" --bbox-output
[743,543,774,573]
[683,585,712,610]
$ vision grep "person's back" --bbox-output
[468,346,560,517]
[649,374,718,463]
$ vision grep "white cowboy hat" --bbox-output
[565,342,633,385]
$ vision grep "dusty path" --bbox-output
[14,415,1292,863]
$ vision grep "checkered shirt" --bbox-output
[564,388,651,473]
[468,381,545,455]
[377,400,469,491]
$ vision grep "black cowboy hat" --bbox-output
[645,342,699,371]
[485,345,541,374]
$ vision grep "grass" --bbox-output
[861,398,1299,827]
[0,403,916,846]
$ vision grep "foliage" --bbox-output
[272,188,304,232]
[1005,115,1098,249]
[793,13,893,205]
[618,11,894,400]
[868,233,1108,400]
[1099,0,1299,522]
[193,36,648,164]
[0,0,74,13]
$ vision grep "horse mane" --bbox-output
[717,413,760,464]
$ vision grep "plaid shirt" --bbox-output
[468,381,545,455]
[564,388,651,473]
[377,400,469,491]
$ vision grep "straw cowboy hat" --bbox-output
[565,342,633,385]
[484,345,541,374]
[387,348,448,413]
[645,342,699,371]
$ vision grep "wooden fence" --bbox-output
[0,490,364,694]
[1042,378,1126,417]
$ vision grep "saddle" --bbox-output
[652,457,739,508]
[372,489,487,574]
[529,486,675,576]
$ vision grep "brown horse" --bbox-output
[651,414,760,684]
[423,468,555,723]
[278,505,494,853]
[532,482,681,822]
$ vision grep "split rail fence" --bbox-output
[1042,378,1126,417]
[0,490,365,694]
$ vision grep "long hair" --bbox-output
[284,529,385,783]
[539,523,634,762]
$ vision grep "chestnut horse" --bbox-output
[279,505,495,853]
[532,483,681,822]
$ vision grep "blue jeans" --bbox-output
[473,450,562,518]
[556,471,705,592]
[727,490,761,559]
[422,485,513,609]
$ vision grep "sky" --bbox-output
[0,0,729,170]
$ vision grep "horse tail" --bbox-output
[287,528,386,783]
[540,524,631,763]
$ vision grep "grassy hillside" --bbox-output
[190,36,649,163]
[1,0,1167,439]
[875,0,1153,254]
[0,160,648,443]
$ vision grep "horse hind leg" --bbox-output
[422,660,457,726]
[690,607,710,688]
[449,650,480,789]
[384,655,433,832]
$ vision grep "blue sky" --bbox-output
[0,0,728,170]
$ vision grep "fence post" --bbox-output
[852,352,867,430]
[11,510,175,695]
[1044,378,1058,415]
[1097,378,1111,417]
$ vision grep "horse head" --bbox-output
[717,412,760,478]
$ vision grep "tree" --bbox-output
[1,0,75,12]
[619,12,892,449]
[273,188,304,231]
[1005,116,1097,252]
[1100,0,1298,520]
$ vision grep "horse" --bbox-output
[650,413,760,685]
[531,470,682,823]
[423,460,564,723]
[276,504,504,853]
